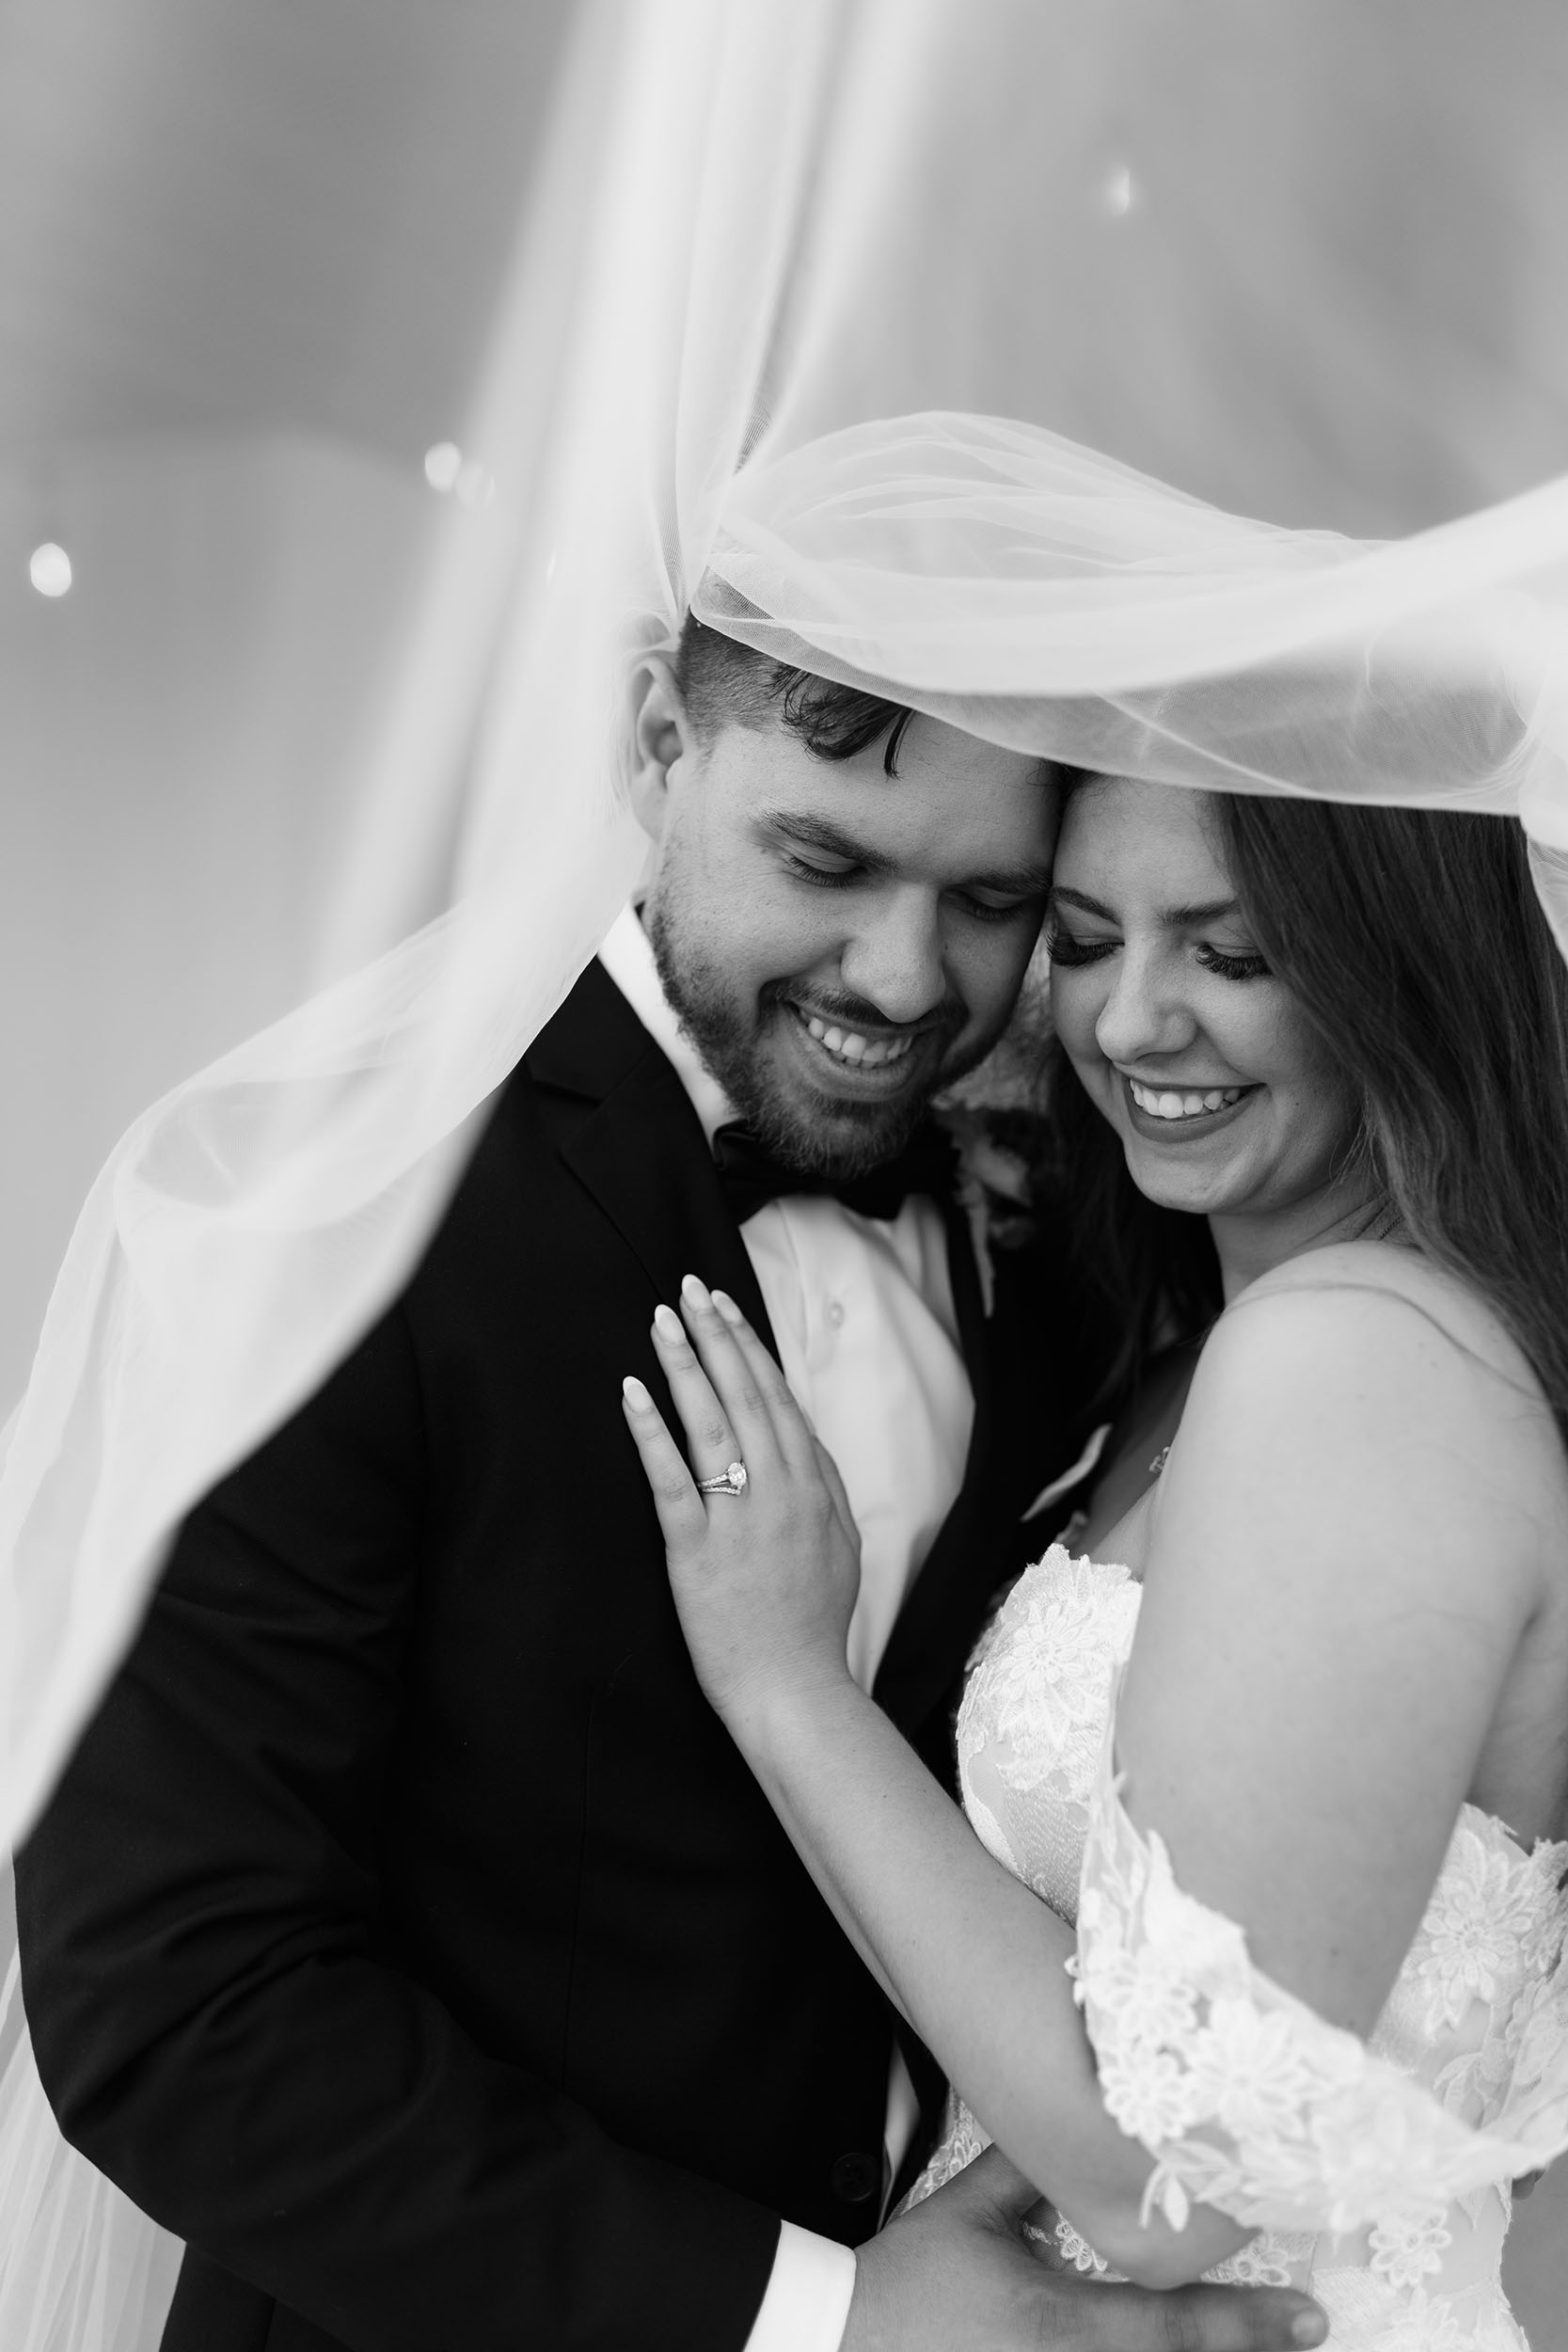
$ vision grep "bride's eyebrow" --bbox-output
[1051,884,1242,926]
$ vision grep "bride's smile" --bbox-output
[1120,1073,1257,1131]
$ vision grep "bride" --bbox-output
[622,762,1568,2348]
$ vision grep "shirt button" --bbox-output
[825,1298,846,1330]
[830,2151,881,2205]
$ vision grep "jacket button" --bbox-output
[830,2151,880,2205]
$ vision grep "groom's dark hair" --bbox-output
[676,611,917,775]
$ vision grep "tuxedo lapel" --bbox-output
[532,966,1004,1738]
[527,962,777,1352]
[872,1197,1004,1740]
[942,1191,993,1434]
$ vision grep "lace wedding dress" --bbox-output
[903,1546,1568,2350]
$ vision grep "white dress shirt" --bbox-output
[596,906,976,2352]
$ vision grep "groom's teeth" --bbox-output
[799,1010,914,1068]
[1129,1077,1245,1120]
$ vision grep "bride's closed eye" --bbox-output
[1196,943,1271,981]
[1046,924,1271,982]
[1046,926,1117,968]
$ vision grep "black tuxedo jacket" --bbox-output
[17,963,1104,2352]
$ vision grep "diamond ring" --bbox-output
[696,1460,749,1498]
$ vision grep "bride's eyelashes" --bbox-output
[1194,941,1269,978]
[1196,944,1271,981]
[1046,926,1116,968]
[1046,925,1271,981]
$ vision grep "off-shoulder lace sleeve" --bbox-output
[1072,1684,1568,2245]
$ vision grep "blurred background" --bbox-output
[2,1,1566,2329]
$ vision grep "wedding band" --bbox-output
[697,1460,749,1497]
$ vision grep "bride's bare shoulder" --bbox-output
[1191,1237,1568,1531]
[1231,1237,1535,1389]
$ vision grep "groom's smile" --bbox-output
[629,662,1055,1176]
[784,997,927,1076]
[774,989,940,1103]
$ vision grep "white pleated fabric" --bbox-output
[6,5,1568,2346]
[0,1956,182,2352]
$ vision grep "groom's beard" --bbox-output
[646,896,968,1178]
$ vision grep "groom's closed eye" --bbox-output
[762,811,1051,914]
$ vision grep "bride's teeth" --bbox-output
[807,1016,828,1041]
[839,1032,868,1063]
[1129,1077,1246,1120]
[823,1026,845,1052]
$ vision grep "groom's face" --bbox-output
[633,682,1053,1173]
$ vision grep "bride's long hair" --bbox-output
[1047,787,1568,1439]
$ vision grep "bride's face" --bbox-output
[1049,777,1360,1241]
[638,706,1053,1172]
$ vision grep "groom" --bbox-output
[19,618,1325,2352]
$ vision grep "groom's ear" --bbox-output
[627,657,695,849]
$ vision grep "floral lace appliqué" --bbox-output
[923,1545,1568,2345]
[1050,2213,1110,2273]
[958,1547,1138,1808]
[1369,2211,1452,2290]
[1075,1710,1568,2350]
[1204,2230,1306,2289]
[1412,1826,1553,2035]
[1378,2291,1471,2352]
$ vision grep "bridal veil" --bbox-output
[5,5,1568,2345]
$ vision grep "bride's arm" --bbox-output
[1112,1263,1552,2042]
[698,1643,1257,2282]
[624,1281,1259,2281]
[625,1268,1554,2286]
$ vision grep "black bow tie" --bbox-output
[712,1120,958,1225]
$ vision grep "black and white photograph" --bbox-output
[2,6,1568,2348]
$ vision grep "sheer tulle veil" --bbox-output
[6,4,1568,2345]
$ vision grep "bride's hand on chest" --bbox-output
[620,1274,864,1731]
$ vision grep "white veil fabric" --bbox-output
[696,412,1568,934]
[6,4,1568,2347]
[11,0,1568,1880]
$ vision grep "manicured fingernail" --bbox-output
[681,1274,712,1311]
[1291,2317,1327,2349]
[711,1289,743,1325]
[653,1304,684,1343]
[622,1375,653,1408]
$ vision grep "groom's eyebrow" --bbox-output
[1052,885,1242,926]
[765,812,1052,895]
